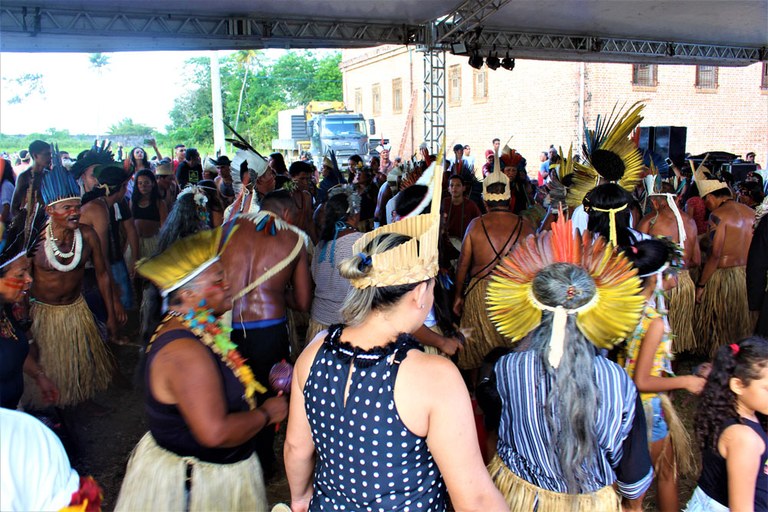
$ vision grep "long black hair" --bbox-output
[131,169,159,217]
[584,183,635,248]
[697,336,768,451]
[320,193,353,242]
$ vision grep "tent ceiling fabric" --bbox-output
[1,0,766,65]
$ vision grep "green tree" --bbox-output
[89,53,110,71]
[165,50,342,152]
[107,118,155,136]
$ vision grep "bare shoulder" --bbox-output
[295,330,326,388]
[398,350,463,392]
[720,422,766,455]
[78,223,98,241]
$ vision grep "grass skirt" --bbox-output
[139,234,159,260]
[695,266,751,357]
[488,455,621,511]
[115,432,267,511]
[286,308,309,361]
[305,317,328,347]
[458,278,509,370]
[643,394,697,478]
[27,295,112,407]
[668,269,696,353]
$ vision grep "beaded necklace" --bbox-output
[149,306,266,409]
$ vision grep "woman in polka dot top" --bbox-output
[284,232,506,511]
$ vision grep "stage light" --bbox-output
[666,43,675,57]
[468,52,484,69]
[486,54,500,70]
[501,56,515,71]
[451,41,468,55]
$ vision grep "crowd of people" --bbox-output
[1,100,768,511]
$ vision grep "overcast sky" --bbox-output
[0,50,298,136]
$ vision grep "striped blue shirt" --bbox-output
[495,350,653,499]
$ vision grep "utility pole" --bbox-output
[210,51,226,156]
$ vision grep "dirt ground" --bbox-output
[41,313,707,511]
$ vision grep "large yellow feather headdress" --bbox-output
[347,151,443,289]
[486,211,644,368]
[566,102,645,209]
[137,225,238,300]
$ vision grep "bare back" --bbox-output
[708,200,754,267]
[638,207,700,267]
[220,216,310,322]
[464,211,533,278]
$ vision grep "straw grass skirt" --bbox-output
[287,308,310,361]
[458,278,509,370]
[643,394,697,478]
[668,269,696,353]
[27,296,112,407]
[139,234,159,260]
[696,266,752,357]
[488,455,621,511]
[305,317,328,347]
[115,432,267,511]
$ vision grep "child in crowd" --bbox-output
[686,336,768,511]
[621,239,706,511]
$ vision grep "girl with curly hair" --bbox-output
[686,336,768,511]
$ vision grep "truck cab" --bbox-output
[308,113,371,167]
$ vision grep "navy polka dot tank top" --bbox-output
[304,325,446,511]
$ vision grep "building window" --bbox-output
[392,78,403,114]
[695,66,718,89]
[448,65,462,105]
[354,88,362,113]
[761,63,768,89]
[632,64,658,87]
[472,68,488,101]
[372,84,381,116]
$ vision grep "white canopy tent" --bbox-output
[1,0,766,65]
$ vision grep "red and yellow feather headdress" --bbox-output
[486,212,644,366]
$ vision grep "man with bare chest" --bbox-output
[637,183,700,352]
[28,167,116,407]
[694,173,754,355]
[219,189,311,478]
[453,168,534,373]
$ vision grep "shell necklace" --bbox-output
[44,222,82,272]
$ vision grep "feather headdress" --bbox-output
[70,139,115,180]
[136,225,237,299]
[41,144,81,207]
[0,207,44,270]
[486,210,644,367]
[566,102,645,208]
[225,122,269,178]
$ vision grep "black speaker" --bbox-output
[653,126,687,164]
[638,126,655,153]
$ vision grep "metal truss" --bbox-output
[0,5,422,51]
[461,30,763,65]
[422,49,446,155]
[434,0,512,43]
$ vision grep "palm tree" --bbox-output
[89,53,110,137]
[233,50,260,131]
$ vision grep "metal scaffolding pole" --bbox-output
[422,48,446,155]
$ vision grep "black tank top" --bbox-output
[699,416,768,510]
[132,199,160,222]
[145,328,255,463]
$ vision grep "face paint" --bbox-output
[3,277,28,290]
[49,210,72,220]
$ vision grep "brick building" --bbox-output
[340,45,768,174]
